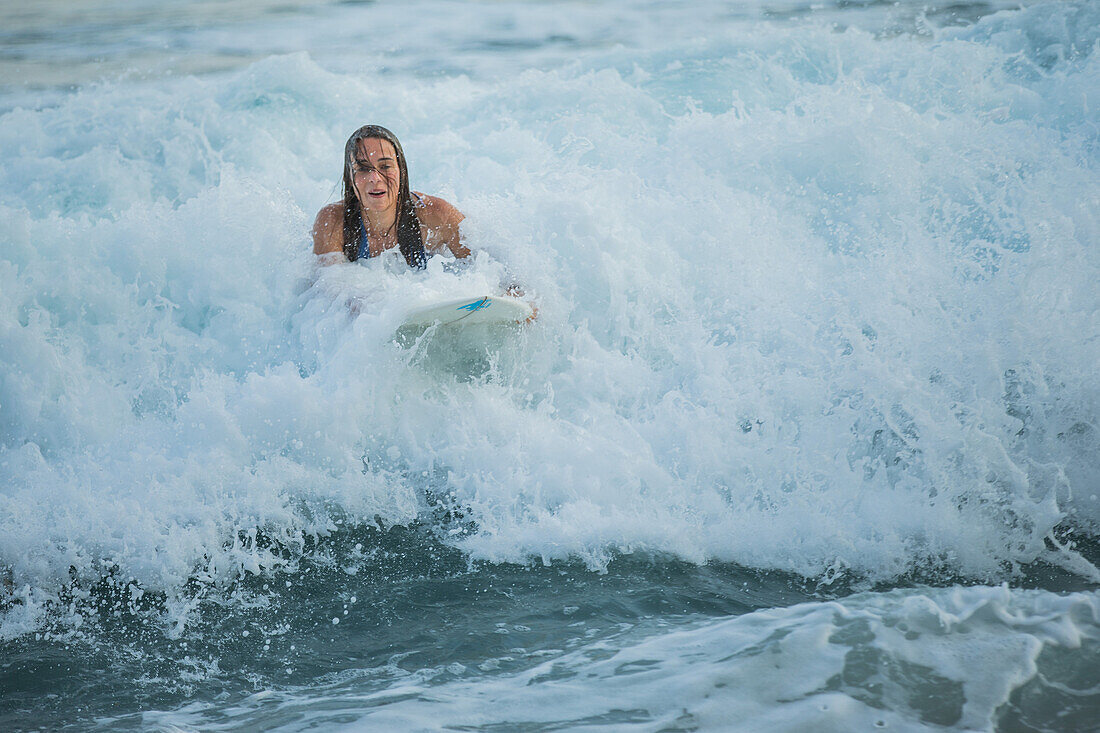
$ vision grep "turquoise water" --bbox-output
[2,1,1099,730]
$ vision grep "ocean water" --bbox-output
[2,0,1099,730]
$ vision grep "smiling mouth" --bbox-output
[367,190,386,198]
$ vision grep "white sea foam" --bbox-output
[1,1,1098,622]
[341,587,1100,732]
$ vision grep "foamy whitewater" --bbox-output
[1,0,1098,730]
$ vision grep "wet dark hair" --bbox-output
[341,125,426,269]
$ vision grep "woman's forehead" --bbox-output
[355,137,397,160]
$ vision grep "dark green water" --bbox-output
[4,523,1098,731]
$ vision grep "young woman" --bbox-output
[312,125,469,266]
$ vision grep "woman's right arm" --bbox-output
[312,203,347,264]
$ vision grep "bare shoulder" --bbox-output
[313,202,346,255]
[414,192,469,258]
[413,193,464,228]
[315,202,345,231]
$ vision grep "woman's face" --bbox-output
[351,137,401,215]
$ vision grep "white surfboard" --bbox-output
[399,295,534,329]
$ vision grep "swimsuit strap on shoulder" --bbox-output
[357,217,371,260]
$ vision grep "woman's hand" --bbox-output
[505,284,538,322]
